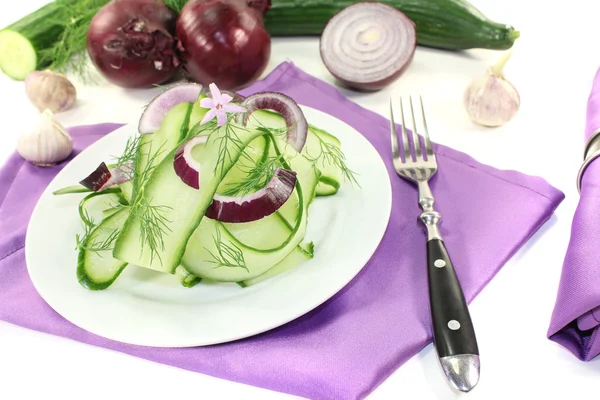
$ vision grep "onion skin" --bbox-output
[176,0,271,90]
[87,0,180,88]
[206,168,297,223]
[79,162,133,192]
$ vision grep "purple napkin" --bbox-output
[548,66,600,361]
[0,62,564,400]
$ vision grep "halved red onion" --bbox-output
[138,83,203,134]
[79,162,133,192]
[173,136,208,189]
[237,92,307,152]
[319,2,416,91]
[206,168,297,223]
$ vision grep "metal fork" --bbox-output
[390,97,480,392]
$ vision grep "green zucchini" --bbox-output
[0,0,110,80]
[264,0,520,50]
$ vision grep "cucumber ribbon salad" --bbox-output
[53,83,359,290]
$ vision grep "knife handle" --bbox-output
[427,238,478,357]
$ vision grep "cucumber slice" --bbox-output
[102,206,122,219]
[315,176,341,196]
[181,136,321,282]
[238,242,314,287]
[53,185,92,195]
[223,194,299,249]
[215,135,269,195]
[0,29,40,80]
[113,121,268,274]
[132,101,197,200]
[118,181,133,204]
[77,208,129,290]
[244,109,344,196]
[175,265,202,288]
[78,189,121,227]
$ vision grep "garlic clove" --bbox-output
[25,70,77,113]
[17,109,73,167]
[463,50,520,128]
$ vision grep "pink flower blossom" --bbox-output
[199,83,246,126]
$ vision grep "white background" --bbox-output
[1,0,599,399]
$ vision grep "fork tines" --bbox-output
[390,96,435,164]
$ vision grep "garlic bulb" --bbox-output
[25,70,77,113]
[463,51,520,127]
[17,109,73,167]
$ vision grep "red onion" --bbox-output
[319,2,416,91]
[238,92,308,152]
[206,168,297,223]
[173,136,208,189]
[79,162,133,192]
[176,0,271,90]
[138,83,203,134]
[87,0,180,88]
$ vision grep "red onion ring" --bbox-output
[138,83,203,134]
[205,168,297,223]
[237,92,308,152]
[173,136,208,189]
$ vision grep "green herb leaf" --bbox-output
[112,135,141,181]
[132,199,173,265]
[222,154,286,196]
[205,226,248,272]
[211,115,249,178]
[76,224,120,258]
[39,0,111,81]
[304,128,360,187]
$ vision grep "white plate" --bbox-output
[25,106,392,347]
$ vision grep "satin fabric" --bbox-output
[0,62,564,399]
[548,65,600,361]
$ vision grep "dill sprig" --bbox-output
[222,154,286,196]
[37,0,111,82]
[112,135,141,181]
[132,198,172,265]
[305,128,360,187]
[256,125,291,139]
[211,115,249,178]
[110,135,173,264]
[129,141,174,264]
[184,119,221,142]
[76,224,120,258]
[132,141,166,196]
[78,207,96,229]
[205,227,248,272]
